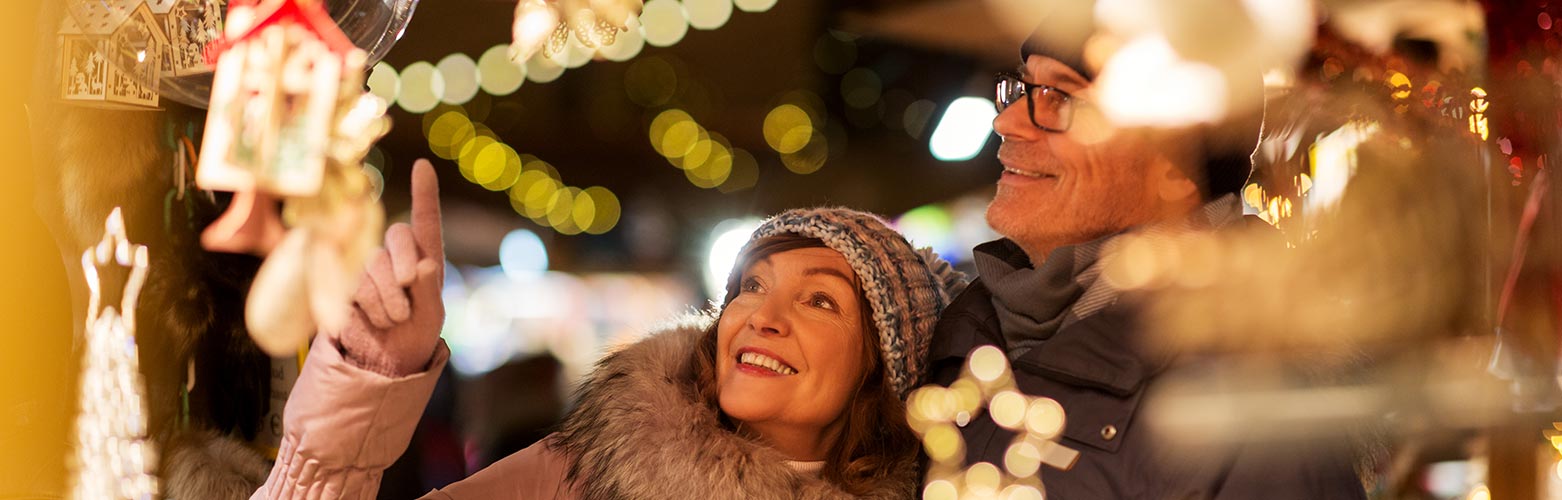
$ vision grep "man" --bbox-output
[920,13,1370,500]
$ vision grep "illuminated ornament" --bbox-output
[58,0,170,109]
[907,346,1078,499]
[69,208,160,500]
[196,0,388,355]
[510,0,644,62]
[1468,87,1490,141]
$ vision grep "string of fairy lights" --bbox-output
[365,0,779,235]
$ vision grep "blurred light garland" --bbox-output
[907,346,1077,500]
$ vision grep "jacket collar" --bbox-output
[551,315,919,500]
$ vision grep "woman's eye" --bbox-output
[808,293,837,311]
[740,277,763,293]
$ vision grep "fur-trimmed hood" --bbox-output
[550,317,920,500]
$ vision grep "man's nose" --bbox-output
[993,98,1044,142]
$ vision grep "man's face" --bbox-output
[987,55,1166,257]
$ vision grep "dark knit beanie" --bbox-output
[1020,2,1261,198]
[726,207,967,397]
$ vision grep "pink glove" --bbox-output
[334,159,446,377]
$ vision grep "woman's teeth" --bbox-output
[739,352,796,375]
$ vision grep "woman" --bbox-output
[252,165,964,500]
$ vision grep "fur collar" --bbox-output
[552,316,919,499]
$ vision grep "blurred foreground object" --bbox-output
[510,0,644,62]
[909,346,1072,500]
[69,208,161,500]
[59,0,418,108]
[196,0,388,356]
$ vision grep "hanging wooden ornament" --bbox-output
[58,0,170,109]
[196,0,389,355]
[149,0,226,77]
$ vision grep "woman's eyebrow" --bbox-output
[802,267,854,286]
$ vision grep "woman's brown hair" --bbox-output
[688,234,918,494]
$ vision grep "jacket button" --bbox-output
[1100,425,1118,441]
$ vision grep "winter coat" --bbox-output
[252,318,920,500]
[924,238,1369,500]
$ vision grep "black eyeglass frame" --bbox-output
[994,72,1077,133]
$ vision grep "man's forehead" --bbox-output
[1022,56,1090,92]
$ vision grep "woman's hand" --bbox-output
[333,159,446,376]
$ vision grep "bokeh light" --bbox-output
[427,109,477,161]
[626,57,679,107]
[684,0,733,30]
[763,104,814,154]
[704,218,763,299]
[965,462,1002,496]
[841,67,883,109]
[968,345,1007,382]
[717,148,760,193]
[581,186,622,234]
[989,390,1027,430]
[397,61,445,113]
[437,53,480,105]
[599,17,647,62]
[478,44,527,96]
[640,0,689,47]
[780,131,827,174]
[499,229,548,279]
[367,62,400,104]
[458,135,498,182]
[733,0,777,13]
[929,96,997,161]
[923,480,958,500]
[1004,441,1042,478]
[526,52,566,83]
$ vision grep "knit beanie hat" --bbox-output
[725,207,967,398]
[1019,1,1261,199]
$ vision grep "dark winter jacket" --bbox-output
[924,238,1368,500]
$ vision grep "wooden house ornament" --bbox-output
[148,0,225,77]
[59,1,170,109]
[197,0,367,200]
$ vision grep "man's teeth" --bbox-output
[739,352,797,375]
[1004,167,1048,178]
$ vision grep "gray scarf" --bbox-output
[975,195,1244,358]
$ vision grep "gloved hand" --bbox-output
[333,159,446,377]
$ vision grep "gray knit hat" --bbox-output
[725,207,967,397]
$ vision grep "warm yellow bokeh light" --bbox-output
[968,345,1007,382]
[367,62,400,104]
[526,52,565,83]
[640,0,689,47]
[457,135,496,183]
[661,120,703,159]
[1000,484,1045,500]
[547,187,583,233]
[1025,398,1066,439]
[686,143,732,188]
[521,175,561,220]
[397,61,444,114]
[582,186,621,234]
[989,390,1027,430]
[964,462,1002,495]
[649,109,694,155]
[780,132,827,174]
[1004,441,1042,478]
[471,141,512,185]
[571,188,596,233]
[764,104,813,154]
[923,480,958,500]
[479,143,523,191]
[438,53,481,105]
[684,0,732,30]
[478,44,527,96]
[428,110,476,160]
[717,148,759,193]
[922,423,964,463]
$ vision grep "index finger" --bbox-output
[410,159,444,263]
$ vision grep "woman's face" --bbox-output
[716,247,869,451]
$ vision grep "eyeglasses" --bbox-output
[995,72,1076,133]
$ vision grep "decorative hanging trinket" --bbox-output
[59,0,170,109]
[197,0,389,356]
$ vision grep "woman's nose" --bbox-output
[746,296,790,337]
